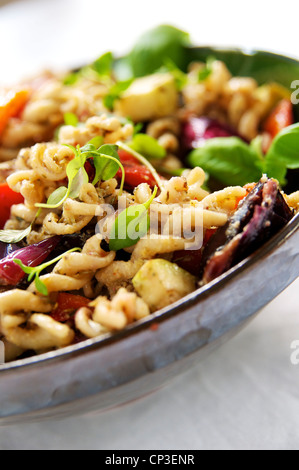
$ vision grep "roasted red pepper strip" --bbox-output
[0,89,30,135]
[51,293,90,323]
[264,99,294,138]
[0,183,24,229]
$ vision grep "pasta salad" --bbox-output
[0,25,298,362]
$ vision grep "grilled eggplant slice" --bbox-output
[201,178,294,283]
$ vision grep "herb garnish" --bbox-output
[103,79,134,111]
[109,186,158,251]
[36,140,125,210]
[162,58,188,91]
[129,134,166,160]
[63,112,79,127]
[63,52,114,86]
[0,208,42,244]
[14,247,81,296]
[198,56,216,82]
[125,25,191,78]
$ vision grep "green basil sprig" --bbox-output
[129,133,166,160]
[36,140,125,210]
[109,186,158,251]
[14,247,81,296]
[0,208,42,244]
[63,52,114,86]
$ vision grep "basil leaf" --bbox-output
[87,136,104,148]
[0,225,32,244]
[109,205,150,251]
[109,187,158,251]
[265,123,299,184]
[162,58,188,91]
[63,72,79,86]
[188,137,263,187]
[69,167,89,199]
[92,52,114,78]
[129,134,166,160]
[64,112,79,127]
[198,56,216,82]
[47,186,68,206]
[198,68,212,82]
[93,144,121,185]
[103,79,134,111]
[127,25,191,78]
[34,275,49,297]
[0,208,42,243]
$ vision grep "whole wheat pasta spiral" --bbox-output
[75,288,150,337]
[27,235,115,297]
[58,114,134,147]
[0,290,73,352]
[42,183,100,235]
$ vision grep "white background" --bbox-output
[0,0,298,450]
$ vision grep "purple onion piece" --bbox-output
[182,116,246,150]
[201,178,294,284]
[0,236,61,286]
[0,242,20,260]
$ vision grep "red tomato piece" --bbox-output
[0,183,24,229]
[117,166,158,188]
[118,149,140,165]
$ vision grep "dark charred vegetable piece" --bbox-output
[172,229,217,276]
[201,178,293,284]
[49,230,94,260]
[0,236,60,286]
[182,116,245,150]
[201,182,265,267]
[172,249,203,276]
[284,169,299,194]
